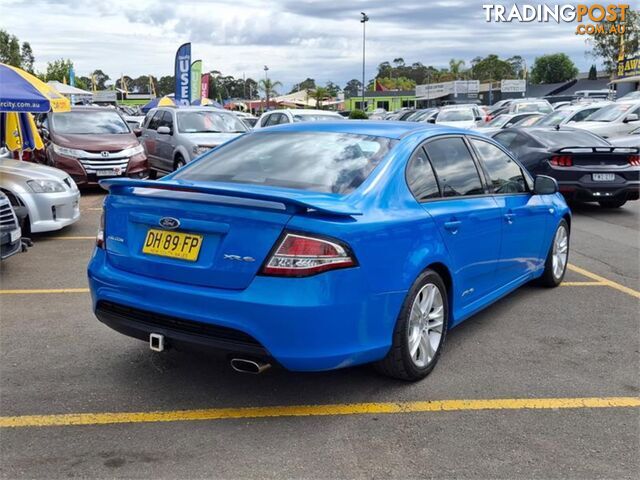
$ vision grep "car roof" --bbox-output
[254,120,470,140]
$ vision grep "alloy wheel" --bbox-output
[407,283,445,368]
[552,225,568,280]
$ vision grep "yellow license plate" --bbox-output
[142,229,203,262]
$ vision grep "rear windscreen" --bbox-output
[173,131,395,194]
[530,130,610,147]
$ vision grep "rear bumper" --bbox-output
[548,166,640,202]
[87,248,405,371]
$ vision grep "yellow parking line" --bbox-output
[0,288,89,295]
[0,397,637,429]
[568,264,640,299]
[560,281,606,286]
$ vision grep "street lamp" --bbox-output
[360,12,369,112]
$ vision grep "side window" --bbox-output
[266,114,282,126]
[406,147,440,201]
[471,139,527,194]
[147,111,163,130]
[161,111,174,130]
[279,114,291,124]
[424,138,484,197]
[571,109,594,122]
[260,114,271,127]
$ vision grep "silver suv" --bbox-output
[140,106,248,178]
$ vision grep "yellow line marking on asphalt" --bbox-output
[1,397,638,428]
[0,288,89,295]
[560,281,607,286]
[568,264,640,299]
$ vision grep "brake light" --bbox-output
[96,211,105,248]
[261,233,357,277]
[550,155,573,167]
[628,155,640,166]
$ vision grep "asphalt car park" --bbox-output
[0,191,638,478]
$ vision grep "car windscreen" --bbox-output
[173,131,394,194]
[514,102,552,113]
[584,103,634,122]
[292,114,344,122]
[51,111,130,134]
[438,109,474,122]
[536,111,571,126]
[176,111,247,133]
[529,129,611,147]
[487,115,510,127]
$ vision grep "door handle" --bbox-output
[444,220,462,232]
[504,213,516,224]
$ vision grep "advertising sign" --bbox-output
[174,42,191,106]
[501,79,527,93]
[201,73,210,99]
[617,54,639,79]
[190,60,202,102]
[415,82,453,99]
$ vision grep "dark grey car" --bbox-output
[139,107,248,178]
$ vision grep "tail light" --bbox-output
[261,232,357,277]
[96,211,105,248]
[550,155,573,167]
[628,155,640,166]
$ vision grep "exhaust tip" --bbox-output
[230,358,271,374]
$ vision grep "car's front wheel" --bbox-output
[538,219,569,287]
[375,270,449,381]
[598,199,626,208]
[174,155,186,171]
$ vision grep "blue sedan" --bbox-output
[88,121,570,381]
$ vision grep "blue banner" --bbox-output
[174,43,191,106]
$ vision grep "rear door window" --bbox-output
[424,137,484,197]
[147,111,163,130]
[406,147,440,201]
[471,139,527,194]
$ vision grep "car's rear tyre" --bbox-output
[538,219,569,288]
[374,270,448,381]
[174,155,186,171]
[598,199,626,208]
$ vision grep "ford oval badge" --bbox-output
[159,217,180,229]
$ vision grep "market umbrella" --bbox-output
[141,96,176,113]
[191,98,223,108]
[0,112,44,151]
[0,63,70,113]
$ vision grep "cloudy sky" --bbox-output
[1,0,602,90]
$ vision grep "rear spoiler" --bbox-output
[99,178,362,216]
[555,146,639,154]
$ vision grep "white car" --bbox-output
[507,98,553,115]
[255,109,344,128]
[434,107,480,129]
[535,102,612,128]
[609,126,640,147]
[571,101,640,139]
[0,159,80,233]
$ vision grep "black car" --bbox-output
[493,127,640,208]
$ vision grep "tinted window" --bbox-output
[406,147,440,201]
[570,108,598,122]
[174,132,394,194]
[424,138,484,197]
[158,111,173,129]
[493,131,517,149]
[148,111,163,130]
[265,113,283,126]
[471,139,527,194]
[260,114,271,127]
[529,129,610,147]
[51,111,130,134]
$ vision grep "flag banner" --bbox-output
[201,73,210,99]
[190,60,202,102]
[174,42,191,105]
[69,67,75,87]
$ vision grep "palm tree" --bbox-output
[449,59,466,79]
[312,87,330,109]
[258,78,282,111]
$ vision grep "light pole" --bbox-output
[360,12,369,112]
[263,65,269,113]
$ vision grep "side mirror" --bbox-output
[427,118,436,124]
[157,126,171,135]
[133,127,142,137]
[534,175,559,195]
[624,113,639,123]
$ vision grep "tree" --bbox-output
[312,87,330,109]
[0,30,22,67]
[258,78,282,110]
[530,53,578,84]
[20,42,34,73]
[343,79,362,97]
[115,75,133,92]
[325,81,341,97]
[75,76,91,91]
[91,69,110,90]
[290,77,315,93]
[392,57,405,68]
[507,55,526,79]
[470,54,515,81]
[448,59,466,79]
[588,64,598,80]
[44,59,74,83]
[589,10,639,73]
[157,75,174,96]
